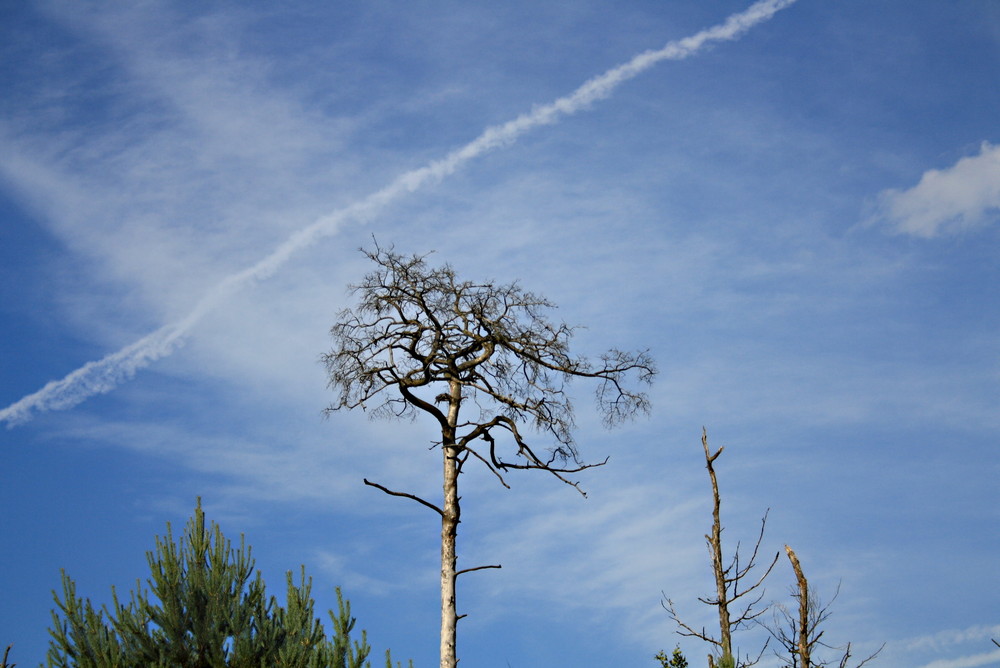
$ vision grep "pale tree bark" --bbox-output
[324,244,655,668]
[665,429,777,668]
[438,377,464,668]
[764,546,883,668]
[705,432,734,661]
[786,546,810,668]
[439,455,459,668]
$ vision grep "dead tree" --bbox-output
[323,244,655,668]
[764,545,883,668]
[664,429,778,668]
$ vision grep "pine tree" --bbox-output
[47,500,407,668]
[655,646,689,668]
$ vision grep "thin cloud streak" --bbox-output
[0,0,798,427]
[905,624,1000,652]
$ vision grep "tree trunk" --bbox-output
[440,379,463,668]
[785,545,810,668]
[440,450,459,668]
[702,430,732,660]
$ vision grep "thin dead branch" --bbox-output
[455,564,502,576]
[363,478,444,516]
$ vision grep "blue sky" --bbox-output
[1,1,998,666]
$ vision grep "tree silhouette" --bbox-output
[324,244,655,668]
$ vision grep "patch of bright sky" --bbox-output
[1,1,998,666]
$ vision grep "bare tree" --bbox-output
[764,545,883,668]
[664,429,778,668]
[323,244,655,668]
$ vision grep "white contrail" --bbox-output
[0,0,798,428]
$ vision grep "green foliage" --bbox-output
[382,651,413,668]
[47,500,403,668]
[655,646,689,668]
[716,654,736,668]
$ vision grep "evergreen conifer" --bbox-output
[46,500,406,668]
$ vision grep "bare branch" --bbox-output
[663,597,723,647]
[324,245,655,476]
[462,446,511,489]
[363,478,444,516]
[456,564,502,576]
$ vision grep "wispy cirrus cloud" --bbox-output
[0,0,799,428]
[872,141,1000,237]
[906,624,1000,653]
[916,649,1000,668]
[888,624,1000,668]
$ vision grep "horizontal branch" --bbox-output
[363,478,443,516]
[456,564,502,576]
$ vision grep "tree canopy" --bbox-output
[324,244,656,492]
